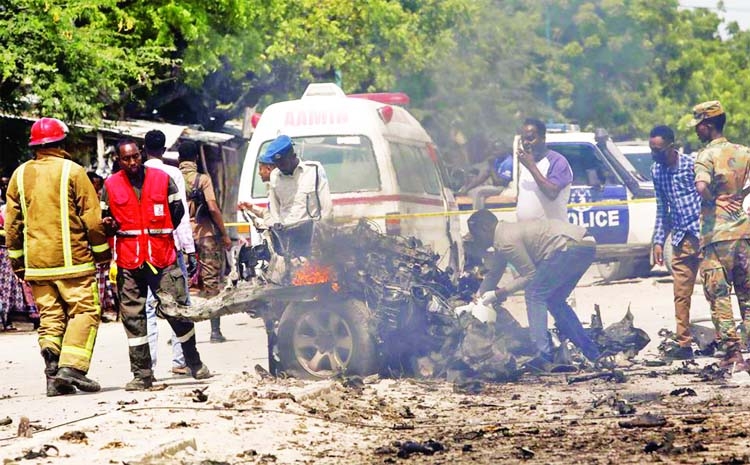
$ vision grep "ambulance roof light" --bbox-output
[378,105,394,124]
[251,112,262,128]
[349,92,410,106]
[301,83,347,99]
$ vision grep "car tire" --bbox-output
[277,298,378,380]
[630,258,653,278]
[596,259,633,282]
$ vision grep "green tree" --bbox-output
[124,0,473,130]
[0,0,164,123]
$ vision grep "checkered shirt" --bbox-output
[651,153,701,247]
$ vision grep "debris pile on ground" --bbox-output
[157,219,653,382]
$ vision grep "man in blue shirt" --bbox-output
[458,153,513,209]
[650,125,702,360]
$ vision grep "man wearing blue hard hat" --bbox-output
[264,134,332,257]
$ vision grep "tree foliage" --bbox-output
[2,0,750,174]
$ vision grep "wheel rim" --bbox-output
[292,310,354,377]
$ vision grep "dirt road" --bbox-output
[2,270,750,464]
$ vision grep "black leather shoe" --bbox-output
[55,367,101,392]
[663,345,694,361]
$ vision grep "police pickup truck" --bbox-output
[456,126,656,282]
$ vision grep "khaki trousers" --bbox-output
[31,274,101,373]
[671,235,701,348]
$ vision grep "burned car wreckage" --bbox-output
[158,218,649,381]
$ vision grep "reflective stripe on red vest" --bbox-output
[105,168,176,270]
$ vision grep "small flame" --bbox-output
[292,262,338,291]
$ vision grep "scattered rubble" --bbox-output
[14,444,58,461]
[16,416,31,438]
[618,413,668,428]
[59,430,88,443]
[157,220,653,384]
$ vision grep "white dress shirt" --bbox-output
[144,158,196,253]
[268,161,333,227]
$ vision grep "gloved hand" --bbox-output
[480,290,498,306]
[102,217,120,237]
[186,253,199,278]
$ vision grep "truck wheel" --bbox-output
[596,259,633,282]
[277,298,378,380]
[630,258,653,278]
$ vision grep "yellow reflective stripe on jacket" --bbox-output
[16,164,28,265]
[60,160,73,267]
[24,262,96,278]
[7,249,23,259]
[16,159,95,278]
[91,243,110,253]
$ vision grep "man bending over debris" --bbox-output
[467,209,601,369]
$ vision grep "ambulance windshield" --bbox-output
[252,135,380,197]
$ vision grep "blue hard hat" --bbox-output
[258,150,275,164]
[263,135,294,162]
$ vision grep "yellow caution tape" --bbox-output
[223,196,655,226]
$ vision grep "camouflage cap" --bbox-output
[688,100,724,127]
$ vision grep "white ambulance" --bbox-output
[237,82,463,273]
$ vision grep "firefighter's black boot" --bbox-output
[41,348,75,397]
[55,367,101,393]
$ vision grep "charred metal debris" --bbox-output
[311,221,651,381]
[163,219,652,382]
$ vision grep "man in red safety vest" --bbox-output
[102,138,211,390]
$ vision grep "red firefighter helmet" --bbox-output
[29,117,69,147]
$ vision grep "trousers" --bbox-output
[146,252,189,368]
[670,234,701,347]
[32,274,100,373]
[524,243,600,361]
[117,262,202,379]
[701,239,750,352]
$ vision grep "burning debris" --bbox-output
[158,219,651,381]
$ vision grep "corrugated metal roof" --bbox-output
[1,114,237,149]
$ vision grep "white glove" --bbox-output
[480,290,498,306]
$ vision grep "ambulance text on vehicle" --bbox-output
[237,83,463,273]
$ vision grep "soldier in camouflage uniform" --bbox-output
[691,100,750,370]
[178,142,233,343]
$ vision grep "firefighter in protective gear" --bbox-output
[102,139,211,391]
[4,117,110,396]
